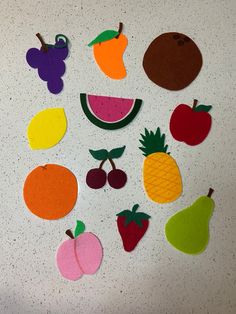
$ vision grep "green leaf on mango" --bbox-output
[88,30,119,47]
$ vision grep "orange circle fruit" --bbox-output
[23,164,78,220]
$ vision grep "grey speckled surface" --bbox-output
[0,0,236,313]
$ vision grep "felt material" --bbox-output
[26,34,68,94]
[165,189,215,254]
[89,23,127,79]
[80,93,142,130]
[27,108,67,149]
[170,100,212,146]
[56,232,103,281]
[117,204,151,252]
[23,164,78,220]
[86,147,127,189]
[139,128,182,203]
[143,32,202,90]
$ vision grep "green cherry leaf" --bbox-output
[74,220,85,238]
[88,30,119,47]
[193,105,212,112]
[89,149,108,160]
[108,146,126,159]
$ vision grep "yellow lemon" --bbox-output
[27,108,67,149]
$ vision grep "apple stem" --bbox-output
[65,229,74,239]
[193,99,198,109]
[99,159,106,169]
[36,33,48,52]
[115,22,123,39]
[207,188,214,198]
[108,158,116,170]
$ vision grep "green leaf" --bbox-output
[74,220,85,237]
[116,210,131,217]
[135,212,151,220]
[88,30,119,47]
[89,149,108,160]
[108,146,126,159]
[194,105,212,112]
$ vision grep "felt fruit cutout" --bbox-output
[86,146,127,189]
[139,128,182,203]
[27,108,67,149]
[116,204,151,252]
[143,32,202,90]
[80,93,142,130]
[170,99,212,146]
[23,164,78,220]
[88,22,128,79]
[56,220,103,281]
[26,33,69,94]
[165,188,215,254]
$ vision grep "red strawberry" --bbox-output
[116,204,151,252]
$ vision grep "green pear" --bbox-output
[165,188,215,254]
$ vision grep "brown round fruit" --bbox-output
[143,32,202,91]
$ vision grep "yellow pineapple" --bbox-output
[139,128,182,203]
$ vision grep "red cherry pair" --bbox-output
[86,146,127,190]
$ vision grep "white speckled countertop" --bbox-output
[0,0,236,313]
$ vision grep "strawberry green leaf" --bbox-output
[193,105,212,112]
[135,212,151,220]
[89,149,108,160]
[109,146,126,159]
[88,30,119,47]
[116,210,131,217]
[74,220,85,237]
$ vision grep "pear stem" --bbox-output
[207,188,214,198]
[36,33,48,52]
[193,99,198,109]
[115,22,123,39]
[65,229,74,239]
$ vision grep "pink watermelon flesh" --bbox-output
[88,95,134,123]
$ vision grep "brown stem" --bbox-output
[193,99,198,109]
[115,22,123,39]
[207,188,214,198]
[65,229,74,239]
[36,33,48,52]
[99,159,106,169]
[108,158,116,170]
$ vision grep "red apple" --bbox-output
[170,99,212,146]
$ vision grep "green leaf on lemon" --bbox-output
[88,30,119,47]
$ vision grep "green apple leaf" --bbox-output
[74,220,85,238]
[88,30,119,47]
[89,149,108,160]
[193,105,212,112]
[109,146,126,159]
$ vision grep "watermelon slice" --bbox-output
[80,93,142,130]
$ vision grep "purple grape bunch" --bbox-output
[26,34,69,94]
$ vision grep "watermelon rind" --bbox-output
[80,93,142,130]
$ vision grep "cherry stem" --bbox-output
[108,158,116,170]
[36,33,48,52]
[65,229,74,239]
[193,99,198,109]
[115,22,123,39]
[99,159,106,169]
[207,188,214,198]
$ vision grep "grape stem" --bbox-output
[36,33,48,52]
[109,158,116,170]
[115,22,123,39]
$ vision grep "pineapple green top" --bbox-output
[139,127,169,156]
